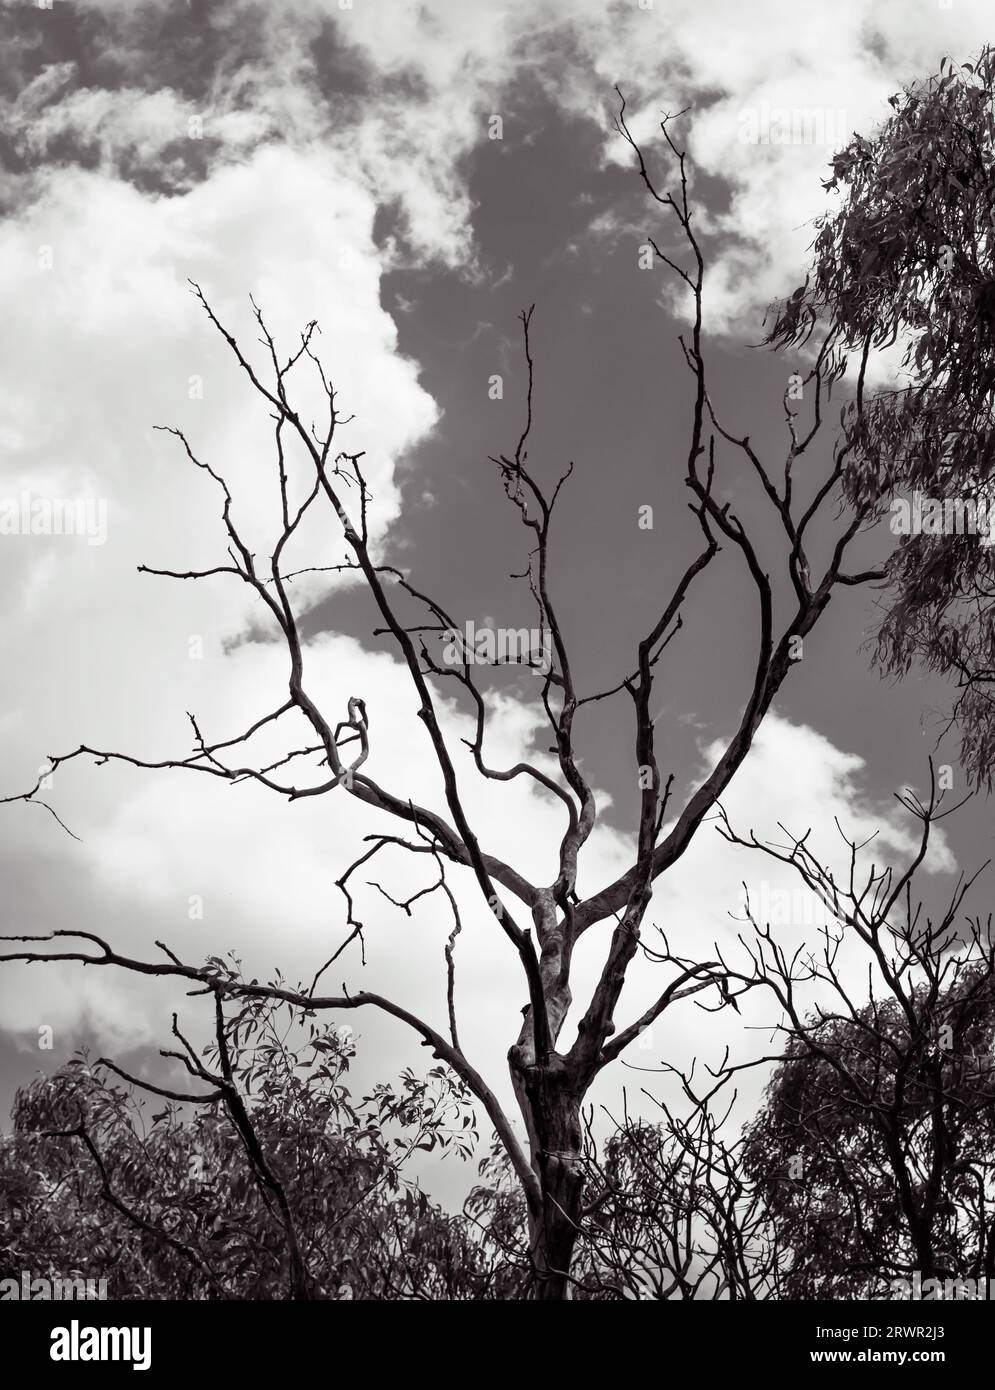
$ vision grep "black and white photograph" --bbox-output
[2,0,995,1363]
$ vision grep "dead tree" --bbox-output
[0,96,885,1299]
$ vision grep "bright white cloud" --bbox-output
[582,712,959,1131]
[0,0,981,1204]
[35,0,995,323]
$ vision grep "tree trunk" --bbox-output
[518,1062,585,1300]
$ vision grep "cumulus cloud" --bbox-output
[16,0,994,322]
[582,712,959,1130]
[0,0,980,1198]
[0,120,443,1053]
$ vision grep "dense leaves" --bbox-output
[768,49,995,784]
[742,968,995,1298]
[0,988,530,1300]
[10,968,995,1300]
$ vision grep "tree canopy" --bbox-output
[768,47,995,786]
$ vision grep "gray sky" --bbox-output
[2,0,994,1209]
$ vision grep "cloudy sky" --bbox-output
[1,0,994,1208]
